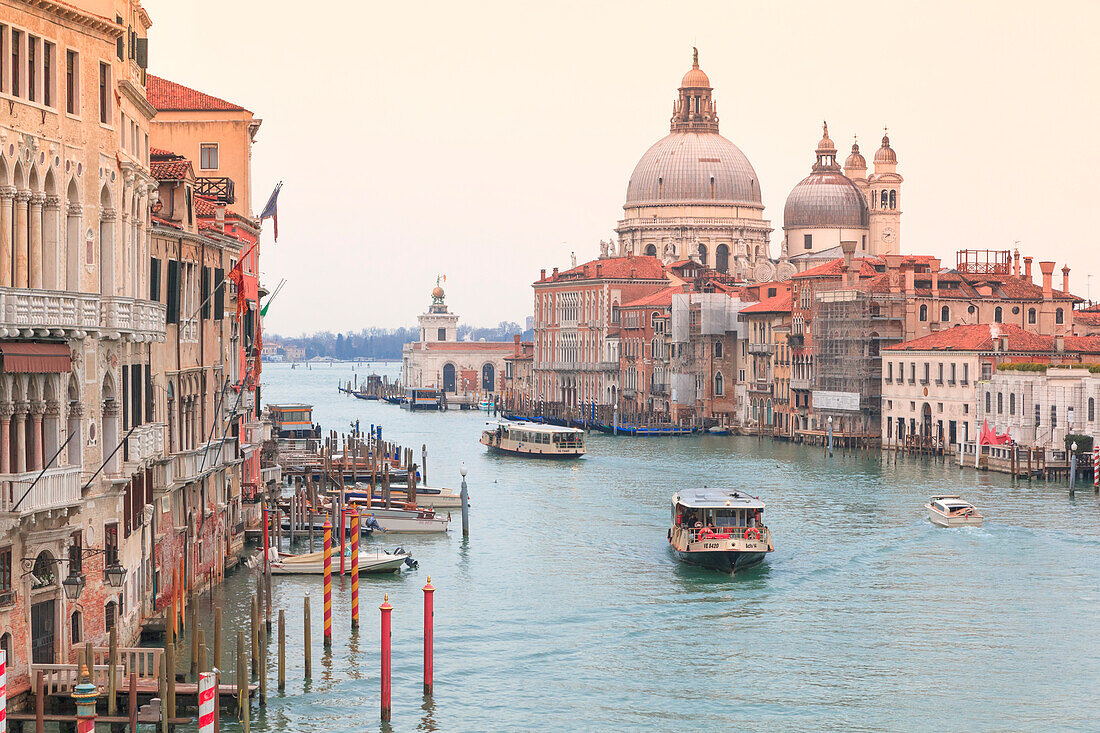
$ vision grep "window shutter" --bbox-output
[116,36,123,60]
[136,38,148,69]
[145,367,154,423]
[166,259,179,324]
[213,268,225,320]
[149,257,160,302]
[201,266,211,319]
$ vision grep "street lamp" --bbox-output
[459,463,469,538]
[104,562,127,588]
[62,571,86,601]
[1070,441,1079,490]
[827,415,834,457]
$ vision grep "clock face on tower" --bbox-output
[882,226,895,243]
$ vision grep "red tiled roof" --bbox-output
[887,324,1061,352]
[1065,336,1100,353]
[1076,312,1100,325]
[740,292,792,314]
[150,158,194,181]
[621,285,686,309]
[536,256,667,284]
[146,74,249,112]
[194,197,219,217]
[1080,303,1100,313]
[792,257,882,280]
[150,147,175,158]
[416,342,517,352]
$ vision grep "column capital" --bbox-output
[67,403,84,419]
[0,404,14,420]
[45,402,62,418]
[0,186,15,201]
[15,190,32,203]
[103,399,120,417]
[68,202,84,216]
[29,193,46,207]
[100,207,118,222]
[14,401,30,417]
[30,401,46,417]
[44,195,62,210]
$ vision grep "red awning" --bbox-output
[0,342,72,373]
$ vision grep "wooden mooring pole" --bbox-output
[278,609,286,691]
[304,594,312,679]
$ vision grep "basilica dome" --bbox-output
[784,124,869,229]
[625,132,762,207]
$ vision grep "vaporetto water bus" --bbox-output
[480,422,586,458]
[668,488,774,573]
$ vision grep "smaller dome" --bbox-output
[875,132,897,164]
[845,140,866,170]
[680,47,710,88]
[784,173,870,229]
[431,286,444,299]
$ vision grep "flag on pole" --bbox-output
[259,182,282,241]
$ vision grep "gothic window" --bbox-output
[714,371,724,396]
[941,305,950,322]
[994,307,1003,323]
[889,190,897,209]
[919,304,928,322]
[1056,308,1064,324]
[1028,308,1037,324]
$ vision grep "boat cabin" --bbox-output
[404,387,441,410]
[672,489,766,536]
[269,403,321,439]
[481,421,585,457]
[929,495,976,516]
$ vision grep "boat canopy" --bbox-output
[493,421,583,435]
[674,488,765,510]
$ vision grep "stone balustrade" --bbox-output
[125,422,166,467]
[0,287,166,341]
[0,465,82,516]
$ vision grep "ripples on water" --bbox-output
[185,363,1100,732]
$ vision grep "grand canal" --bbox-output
[187,362,1100,732]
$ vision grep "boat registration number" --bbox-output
[701,542,722,549]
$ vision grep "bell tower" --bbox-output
[867,129,903,256]
[418,277,459,343]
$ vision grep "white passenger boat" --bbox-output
[346,500,451,533]
[480,422,585,458]
[339,484,464,509]
[668,489,774,573]
[925,495,983,527]
[267,547,415,575]
[479,399,493,411]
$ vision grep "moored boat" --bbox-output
[925,495,983,527]
[668,488,774,573]
[267,547,415,575]
[345,499,451,533]
[480,421,585,458]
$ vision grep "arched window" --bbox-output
[1056,308,1064,324]
[714,371,724,396]
[1089,397,1095,422]
[941,305,950,322]
[657,176,663,199]
[697,243,707,264]
[889,189,897,209]
[880,190,888,208]
[611,303,620,323]
[1028,308,1037,324]
[1010,393,1016,415]
[71,611,83,644]
[994,306,1003,323]
[442,363,456,393]
[997,392,1003,414]
[31,551,57,589]
[714,341,723,358]
[644,244,657,257]
[481,363,495,392]
[0,634,11,672]
[919,304,928,322]
[716,244,729,273]
[105,600,117,632]
[710,176,716,199]
[985,392,991,413]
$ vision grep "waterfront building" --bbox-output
[401,284,515,404]
[882,324,1100,451]
[0,0,163,694]
[618,285,682,417]
[977,363,1100,449]
[739,287,794,433]
[501,336,534,411]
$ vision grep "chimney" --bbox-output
[1062,265,1070,293]
[840,240,857,287]
[1039,261,1055,299]
[596,263,602,278]
[552,267,559,277]
[930,258,941,296]
[1055,334,1065,352]
[1023,257,1033,282]
[904,267,915,295]
[1013,249,1021,278]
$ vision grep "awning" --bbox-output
[0,342,72,373]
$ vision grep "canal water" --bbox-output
[183,362,1100,732]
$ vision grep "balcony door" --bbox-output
[31,598,56,664]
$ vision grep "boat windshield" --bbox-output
[552,432,584,447]
[673,504,764,529]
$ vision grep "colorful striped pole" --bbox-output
[0,649,6,733]
[340,507,346,576]
[323,518,332,647]
[198,672,216,732]
[380,594,392,722]
[1094,446,1099,492]
[350,510,360,628]
[71,666,97,733]
[423,576,434,697]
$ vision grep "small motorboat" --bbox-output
[478,399,493,411]
[266,547,416,575]
[668,488,774,574]
[925,495,983,527]
[338,484,464,510]
[345,499,451,533]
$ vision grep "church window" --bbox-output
[941,305,950,322]
[1010,393,1016,415]
[889,190,897,209]
[997,392,1003,414]
[880,190,888,208]
[1028,308,1036,324]
[1056,308,1064,324]
[994,307,1003,323]
[1089,397,1095,422]
[803,234,812,250]
[919,304,928,322]
[645,244,657,257]
[716,244,729,272]
[658,177,663,199]
[437,327,446,341]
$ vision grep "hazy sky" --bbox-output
[143,0,1100,335]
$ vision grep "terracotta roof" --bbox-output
[740,292,793,314]
[146,74,249,113]
[1075,312,1100,325]
[621,286,685,309]
[417,342,517,352]
[536,256,667,284]
[150,147,175,158]
[792,256,881,280]
[1065,336,1100,353]
[1080,303,1100,313]
[194,197,219,217]
[150,158,194,181]
[886,323,1066,352]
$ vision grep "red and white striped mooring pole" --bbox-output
[423,576,435,697]
[1,648,7,733]
[198,672,216,732]
[1093,445,1099,491]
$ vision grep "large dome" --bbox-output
[784,172,869,228]
[625,132,763,207]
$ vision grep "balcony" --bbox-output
[124,423,166,467]
[0,287,165,341]
[196,176,236,205]
[750,380,772,393]
[0,465,82,517]
[596,361,619,371]
[790,378,812,390]
[649,382,669,395]
[747,342,775,355]
[167,438,240,488]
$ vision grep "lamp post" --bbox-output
[459,463,469,538]
[1070,441,1078,493]
[827,416,834,457]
